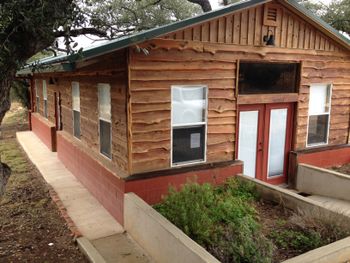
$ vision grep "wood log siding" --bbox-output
[163,2,344,52]
[129,49,237,174]
[33,51,129,177]
[129,37,350,173]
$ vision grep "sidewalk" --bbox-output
[17,131,152,263]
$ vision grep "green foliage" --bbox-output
[299,0,350,35]
[84,0,202,37]
[10,81,30,109]
[269,228,322,252]
[154,178,274,263]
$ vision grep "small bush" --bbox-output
[154,178,274,263]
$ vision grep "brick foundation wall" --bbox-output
[56,130,244,224]
[125,162,243,205]
[31,113,56,151]
[57,132,125,225]
[288,145,350,187]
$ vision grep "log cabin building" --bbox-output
[18,0,350,225]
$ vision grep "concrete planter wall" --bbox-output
[124,193,220,263]
[296,163,350,202]
[125,176,350,263]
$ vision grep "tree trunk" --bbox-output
[0,71,13,125]
[0,162,11,197]
[187,0,212,12]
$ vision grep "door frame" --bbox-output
[236,103,294,184]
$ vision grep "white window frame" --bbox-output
[170,85,208,167]
[35,80,40,113]
[98,83,112,160]
[72,82,81,140]
[43,80,48,118]
[306,83,332,147]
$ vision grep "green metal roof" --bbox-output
[17,0,350,76]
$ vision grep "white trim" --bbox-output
[306,83,333,148]
[43,80,48,118]
[170,85,208,167]
[71,82,81,140]
[97,83,112,160]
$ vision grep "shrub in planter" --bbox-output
[154,179,274,263]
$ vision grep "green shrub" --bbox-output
[269,228,322,252]
[154,178,274,263]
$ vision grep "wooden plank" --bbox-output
[233,13,241,45]
[225,15,233,44]
[254,6,262,46]
[237,93,299,104]
[209,20,218,42]
[240,10,248,45]
[201,23,209,42]
[218,17,226,43]
[247,8,255,46]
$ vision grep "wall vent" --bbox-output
[263,4,279,27]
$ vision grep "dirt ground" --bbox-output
[0,103,87,262]
[332,163,350,175]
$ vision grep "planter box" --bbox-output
[125,175,350,263]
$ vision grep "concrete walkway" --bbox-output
[17,131,152,263]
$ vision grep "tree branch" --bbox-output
[54,27,108,38]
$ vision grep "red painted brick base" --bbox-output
[55,132,243,226]
[57,132,125,225]
[289,145,350,186]
[125,163,243,205]
[297,146,350,168]
[31,113,56,151]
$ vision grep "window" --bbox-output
[171,86,207,165]
[43,80,48,118]
[35,80,40,112]
[72,82,80,139]
[239,62,299,94]
[307,84,332,146]
[98,83,112,159]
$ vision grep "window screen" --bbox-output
[172,126,205,164]
[307,84,332,146]
[98,83,111,159]
[72,82,80,139]
[43,80,48,118]
[239,62,299,94]
[171,86,207,165]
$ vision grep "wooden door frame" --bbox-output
[236,102,294,184]
[235,104,265,181]
[263,103,294,185]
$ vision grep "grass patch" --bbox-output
[155,178,350,262]
[0,139,28,174]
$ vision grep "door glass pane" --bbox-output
[172,86,206,125]
[238,111,259,178]
[268,108,287,177]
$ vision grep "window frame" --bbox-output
[238,61,300,95]
[97,83,112,160]
[42,80,48,118]
[306,83,332,147]
[35,80,40,113]
[71,82,81,140]
[170,85,208,167]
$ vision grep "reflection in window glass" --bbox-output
[307,84,331,146]
[171,86,207,165]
